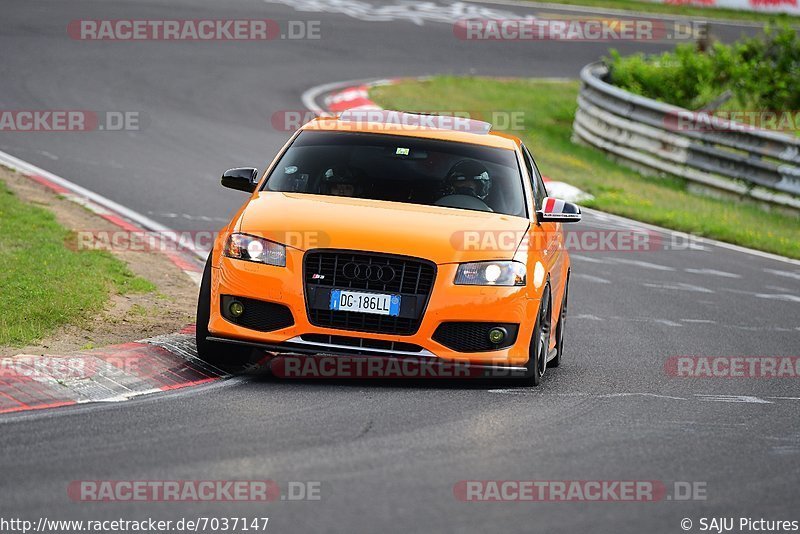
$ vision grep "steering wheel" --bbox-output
[433,194,493,212]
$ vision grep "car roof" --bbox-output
[300,110,521,151]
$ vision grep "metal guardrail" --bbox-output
[572,62,800,211]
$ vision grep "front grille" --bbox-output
[300,334,423,353]
[304,250,436,335]
[433,322,519,352]
[220,295,294,332]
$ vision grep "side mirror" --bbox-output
[221,167,259,193]
[536,197,581,223]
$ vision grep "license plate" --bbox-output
[329,289,401,317]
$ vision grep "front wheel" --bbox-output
[195,254,253,370]
[520,284,551,387]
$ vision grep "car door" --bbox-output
[522,144,563,316]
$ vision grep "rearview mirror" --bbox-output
[221,167,259,193]
[536,197,581,223]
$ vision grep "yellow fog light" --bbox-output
[488,327,507,344]
[229,300,245,318]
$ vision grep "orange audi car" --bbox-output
[196,110,580,385]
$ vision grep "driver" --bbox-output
[321,166,360,197]
[443,159,492,200]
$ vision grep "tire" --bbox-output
[521,284,551,387]
[550,274,569,368]
[195,254,253,369]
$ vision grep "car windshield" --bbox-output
[263,130,526,217]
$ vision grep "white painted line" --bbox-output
[650,318,684,327]
[488,390,789,405]
[764,268,800,281]
[569,254,610,264]
[487,390,688,400]
[605,392,687,400]
[571,313,603,320]
[582,207,800,266]
[684,268,741,278]
[643,281,714,293]
[611,258,675,271]
[572,273,611,284]
[695,394,773,404]
[754,293,800,303]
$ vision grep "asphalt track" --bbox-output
[0,1,798,533]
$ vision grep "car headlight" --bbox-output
[223,233,286,267]
[455,261,526,286]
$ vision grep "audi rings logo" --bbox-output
[341,262,396,283]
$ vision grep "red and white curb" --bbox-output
[0,150,222,416]
[0,326,233,415]
[325,83,383,113]
[306,77,594,204]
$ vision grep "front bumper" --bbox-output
[208,251,539,367]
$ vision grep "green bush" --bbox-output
[607,23,800,112]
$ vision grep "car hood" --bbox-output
[239,192,529,264]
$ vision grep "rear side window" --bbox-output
[522,144,548,210]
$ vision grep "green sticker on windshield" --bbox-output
[396,147,410,155]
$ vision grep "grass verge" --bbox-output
[0,178,154,346]
[522,0,800,23]
[370,77,800,259]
